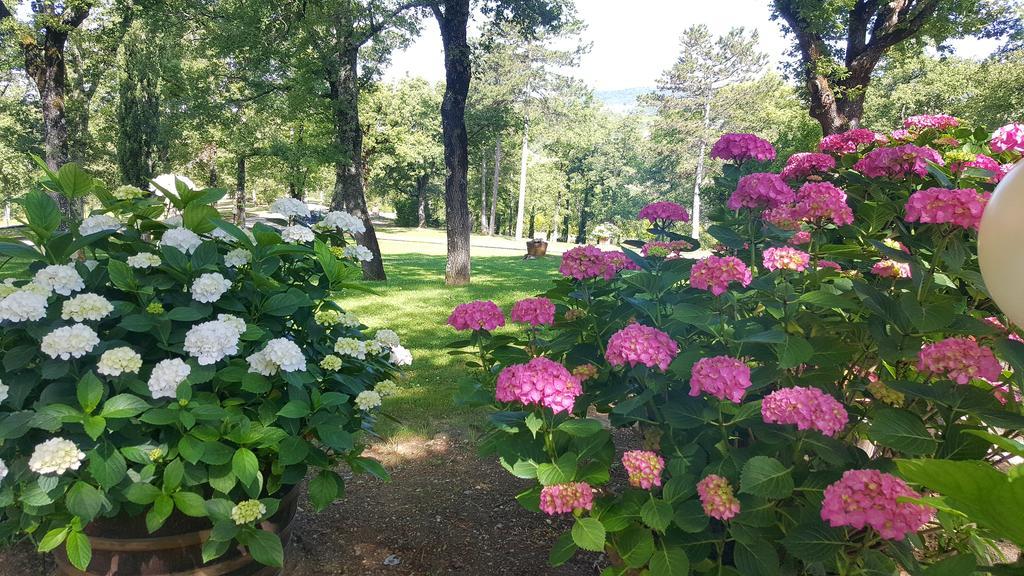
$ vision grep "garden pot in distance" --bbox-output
[526,239,548,257]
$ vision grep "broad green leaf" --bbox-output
[774,335,813,369]
[99,394,151,419]
[615,525,654,567]
[649,546,690,576]
[308,469,344,512]
[869,409,937,456]
[65,531,92,571]
[740,456,794,499]
[780,523,845,563]
[640,496,673,532]
[571,517,606,552]
[232,448,259,486]
[77,372,104,414]
[66,482,104,523]
[549,531,578,567]
[173,491,208,518]
[557,418,604,437]
[536,452,578,486]
[146,494,174,533]
[243,529,283,567]
[57,163,95,198]
[37,527,69,552]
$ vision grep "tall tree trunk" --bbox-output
[433,1,472,285]
[329,40,386,281]
[416,173,429,228]
[235,155,247,227]
[480,154,488,232]
[561,195,571,243]
[514,119,529,240]
[575,187,591,244]
[117,18,160,188]
[489,137,501,235]
[692,98,711,238]
[528,206,535,239]
[550,182,563,242]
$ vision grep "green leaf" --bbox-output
[536,452,578,486]
[557,418,604,437]
[163,459,185,492]
[780,523,845,563]
[57,163,95,198]
[640,496,673,532]
[277,401,310,418]
[124,482,162,505]
[571,517,606,552]
[263,288,312,316]
[173,491,208,518]
[900,293,955,333]
[232,448,259,486]
[649,546,690,576]
[87,444,126,490]
[82,415,106,440]
[107,260,136,292]
[308,469,344,512]
[869,409,937,456]
[525,412,544,438]
[615,525,654,567]
[65,531,92,571]
[165,305,211,322]
[21,189,61,238]
[243,529,283,567]
[99,394,151,419]
[277,437,308,466]
[183,204,219,234]
[76,372,104,414]
[37,527,69,552]
[732,526,780,576]
[774,335,814,369]
[549,531,579,567]
[923,553,976,576]
[672,499,709,533]
[146,494,174,533]
[740,456,794,499]
[66,482,104,523]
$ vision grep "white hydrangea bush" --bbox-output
[0,167,408,571]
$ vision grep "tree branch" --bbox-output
[357,0,433,45]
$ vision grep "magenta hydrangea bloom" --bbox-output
[787,231,811,246]
[821,470,934,540]
[904,114,959,131]
[697,475,740,521]
[779,152,836,181]
[990,123,1024,153]
[853,144,943,179]
[605,323,679,372]
[539,482,594,515]
[905,187,990,231]
[890,128,913,141]
[710,133,776,163]
[761,386,849,437]
[690,255,752,296]
[621,450,665,490]
[495,357,582,414]
[689,356,751,403]
[953,153,1004,183]
[638,201,690,224]
[795,181,855,226]
[761,205,804,231]
[510,297,556,327]
[448,300,506,331]
[819,128,884,154]
[763,246,811,272]
[642,240,694,259]
[871,260,912,279]
[817,260,842,271]
[559,246,611,280]
[727,173,795,211]
[603,251,641,274]
[917,337,1002,384]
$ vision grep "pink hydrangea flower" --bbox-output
[761,386,849,437]
[728,173,795,210]
[761,205,804,231]
[559,246,612,281]
[763,246,811,272]
[952,153,1004,183]
[690,255,752,296]
[819,128,885,154]
[904,114,959,131]
[984,316,1024,343]
[603,251,641,274]
[621,450,665,490]
[817,260,842,271]
[689,356,751,403]
[495,357,582,414]
[710,133,776,163]
[905,187,990,231]
[539,482,594,515]
[854,144,944,179]
[890,128,913,141]
[697,475,740,521]
[871,260,912,279]
[779,152,836,181]
[448,300,506,331]
[638,201,690,224]
[821,469,934,540]
[795,181,855,226]
[606,323,679,372]
[572,364,599,381]
[917,337,1002,384]
[642,240,694,259]
[510,297,556,327]
[990,123,1024,154]
[788,231,811,246]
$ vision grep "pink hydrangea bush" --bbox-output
[688,356,751,403]
[779,152,836,181]
[621,450,665,490]
[854,144,944,179]
[496,357,582,413]
[821,470,934,540]
[447,300,506,331]
[637,201,690,225]
[690,255,752,295]
[605,323,679,371]
[990,122,1024,153]
[819,128,884,154]
[510,297,556,327]
[871,259,912,279]
[559,246,637,281]
[539,482,594,515]
[710,132,776,163]
[904,187,990,231]
[904,114,959,131]
[727,173,794,210]
[761,386,849,437]
[917,337,1002,384]
[762,246,811,272]
[794,181,854,226]
[697,475,740,521]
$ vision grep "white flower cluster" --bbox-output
[161,227,203,254]
[0,279,17,298]
[127,253,161,269]
[41,324,99,360]
[374,329,401,349]
[375,379,399,396]
[281,225,315,244]
[183,320,241,365]
[0,289,48,322]
[113,184,146,200]
[164,214,184,227]
[151,173,197,194]
[28,437,85,475]
[224,248,251,268]
[320,211,365,234]
[231,499,267,525]
[343,245,374,262]
[217,313,247,335]
[148,358,190,399]
[334,337,367,359]
[271,197,311,219]
[97,347,143,376]
[389,345,413,366]
[0,379,8,403]
[34,264,84,296]
[79,214,122,236]
[0,458,7,484]
[247,338,305,376]
[61,293,113,322]
[354,390,382,411]
[191,273,232,303]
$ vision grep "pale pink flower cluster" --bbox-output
[787,231,811,246]
[917,337,1002,384]
[821,469,934,540]
[495,357,582,414]
[990,123,1024,153]
[539,482,594,515]
[853,144,943,179]
[763,246,811,272]
[819,128,884,154]
[697,474,740,521]
[638,201,690,224]
[621,450,665,490]
[605,323,679,372]
[727,173,794,210]
[904,114,959,131]
[510,297,555,327]
[690,255,752,296]
[447,300,505,331]
[710,133,776,163]
[761,205,803,231]
[641,240,694,259]
[779,152,836,181]
[559,246,635,281]
[905,187,990,231]
[890,128,913,141]
[871,260,912,279]
[689,356,751,403]
[761,386,849,437]
[794,182,855,226]
[984,316,1024,343]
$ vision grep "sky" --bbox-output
[384,0,1001,91]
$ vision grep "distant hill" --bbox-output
[594,87,655,113]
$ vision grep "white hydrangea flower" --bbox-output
[270,197,311,219]
[224,248,251,268]
[217,314,247,336]
[191,272,232,303]
[21,281,53,297]
[230,499,267,525]
[161,227,203,254]
[127,253,161,269]
[34,264,84,296]
[320,211,365,234]
[334,337,367,360]
[354,390,382,411]
[97,347,143,376]
[366,340,385,355]
[389,345,413,367]
[209,227,235,243]
[0,290,49,322]
[148,358,190,399]
[0,379,8,403]
[0,279,18,298]
[246,338,305,376]
[151,173,197,194]
[183,320,241,365]
[338,311,361,328]
[79,214,122,236]
[0,458,7,484]
[343,245,374,262]
[164,214,184,228]
[375,379,399,397]
[61,293,114,322]
[374,329,401,349]
[41,324,99,360]
[113,184,146,200]
[28,438,85,475]
[281,225,315,244]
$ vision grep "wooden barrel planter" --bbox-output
[53,487,299,576]
[526,239,548,257]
